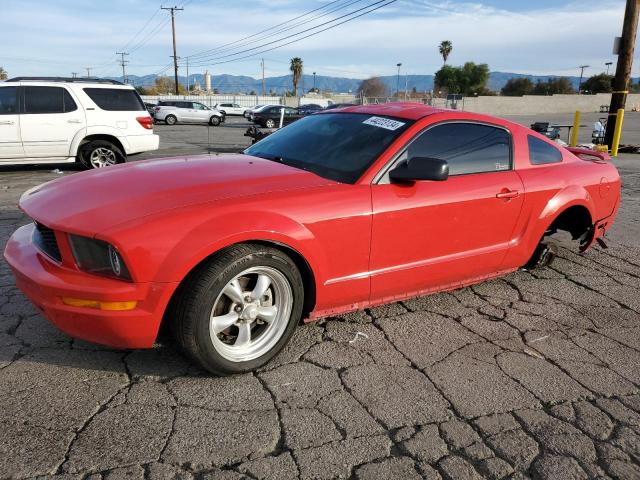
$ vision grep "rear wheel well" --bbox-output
[78,135,126,159]
[158,240,317,341]
[546,205,593,240]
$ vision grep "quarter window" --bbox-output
[0,87,18,114]
[528,135,562,164]
[83,88,145,111]
[406,122,512,175]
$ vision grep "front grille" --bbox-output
[33,222,62,262]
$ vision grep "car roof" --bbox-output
[321,102,447,120]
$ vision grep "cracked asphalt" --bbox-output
[2,131,640,479]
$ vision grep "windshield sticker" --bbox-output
[362,116,406,131]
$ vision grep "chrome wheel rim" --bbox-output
[209,266,292,362]
[89,147,117,168]
[266,119,275,128]
[166,116,176,125]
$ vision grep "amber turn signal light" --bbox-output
[61,297,138,311]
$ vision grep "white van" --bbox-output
[0,77,159,169]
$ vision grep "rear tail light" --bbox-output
[136,116,154,130]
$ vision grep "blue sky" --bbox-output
[0,0,631,80]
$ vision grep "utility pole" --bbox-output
[577,65,589,93]
[605,0,639,147]
[71,72,78,79]
[116,52,129,83]
[186,57,189,93]
[396,63,402,97]
[261,58,265,96]
[162,5,184,95]
[606,61,613,75]
[313,72,316,92]
[85,67,92,78]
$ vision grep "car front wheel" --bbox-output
[170,244,304,375]
[209,116,221,126]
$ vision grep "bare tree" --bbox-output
[289,57,303,96]
[357,77,388,97]
[439,40,453,64]
[0,67,7,80]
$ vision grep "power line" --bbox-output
[186,0,396,68]
[186,0,386,65]
[120,7,162,52]
[186,0,363,60]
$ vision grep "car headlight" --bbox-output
[68,234,132,281]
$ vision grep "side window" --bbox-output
[528,135,562,165]
[194,103,208,110]
[0,87,18,114]
[63,89,77,112]
[285,108,297,115]
[23,86,65,114]
[407,122,512,175]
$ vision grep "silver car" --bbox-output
[153,101,224,126]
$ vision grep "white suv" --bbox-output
[153,101,224,126]
[0,77,159,169]
[214,103,245,116]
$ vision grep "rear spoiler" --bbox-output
[565,147,611,162]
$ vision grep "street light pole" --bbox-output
[606,61,613,75]
[313,72,316,92]
[396,63,402,97]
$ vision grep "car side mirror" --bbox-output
[389,157,449,183]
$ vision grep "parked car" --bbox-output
[244,104,267,118]
[252,106,303,128]
[153,101,224,126]
[0,77,158,169]
[3,103,620,375]
[215,103,245,116]
[297,103,324,115]
[323,102,358,110]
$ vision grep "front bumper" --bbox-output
[3,223,177,349]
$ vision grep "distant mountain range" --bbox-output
[115,71,620,95]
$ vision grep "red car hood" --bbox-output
[20,154,333,234]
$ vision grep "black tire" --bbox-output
[170,244,304,375]
[209,116,221,126]
[165,115,177,125]
[77,139,124,170]
[265,118,276,128]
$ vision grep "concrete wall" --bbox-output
[432,93,640,116]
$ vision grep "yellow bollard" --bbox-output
[570,111,580,147]
[611,108,625,157]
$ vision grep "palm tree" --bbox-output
[0,67,7,80]
[289,57,303,97]
[439,41,453,64]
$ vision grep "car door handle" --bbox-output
[496,189,520,199]
[0,120,15,125]
[67,119,83,124]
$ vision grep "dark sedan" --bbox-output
[297,103,324,115]
[252,106,303,128]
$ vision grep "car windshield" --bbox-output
[244,113,413,184]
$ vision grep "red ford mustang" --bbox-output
[4,103,620,374]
